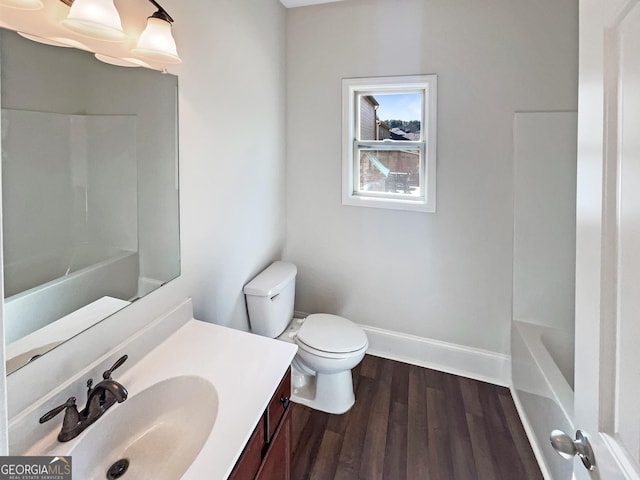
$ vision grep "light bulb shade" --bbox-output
[17,32,72,47]
[0,0,43,10]
[95,53,142,68]
[132,17,181,64]
[61,0,126,42]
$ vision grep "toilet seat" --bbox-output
[295,313,368,356]
[295,338,368,360]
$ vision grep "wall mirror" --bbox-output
[0,28,180,374]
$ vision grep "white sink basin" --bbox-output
[69,375,218,480]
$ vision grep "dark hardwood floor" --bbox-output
[290,355,542,480]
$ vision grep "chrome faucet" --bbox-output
[39,355,129,442]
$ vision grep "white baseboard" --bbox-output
[360,324,511,387]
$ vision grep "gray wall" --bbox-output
[285,0,578,355]
[171,0,287,330]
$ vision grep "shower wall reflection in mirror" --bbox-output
[0,28,180,374]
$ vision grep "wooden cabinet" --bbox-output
[256,407,290,480]
[229,369,291,480]
[228,418,265,480]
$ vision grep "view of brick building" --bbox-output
[358,95,420,195]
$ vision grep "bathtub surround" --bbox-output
[512,112,577,334]
[1,106,140,342]
[1,109,138,289]
[4,248,138,344]
[511,112,578,479]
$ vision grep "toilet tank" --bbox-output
[243,261,297,338]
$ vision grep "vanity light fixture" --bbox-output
[58,0,181,63]
[132,2,181,64]
[0,0,43,10]
[17,31,91,50]
[17,32,71,46]
[94,53,151,68]
[61,0,127,41]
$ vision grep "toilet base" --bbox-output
[290,362,355,414]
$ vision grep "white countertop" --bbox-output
[26,318,297,480]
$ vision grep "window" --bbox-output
[342,75,437,212]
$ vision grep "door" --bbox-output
[574,0,640,478]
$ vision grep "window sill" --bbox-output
[342,194,435,213]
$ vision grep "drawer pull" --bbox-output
[280,396,290,409]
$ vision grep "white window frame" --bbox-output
[342,75,437,213]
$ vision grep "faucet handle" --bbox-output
[103,354,128,380]
[39,397,76,424]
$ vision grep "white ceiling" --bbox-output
[280,0,343,8]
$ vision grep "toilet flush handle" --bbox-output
[270,294,280,301]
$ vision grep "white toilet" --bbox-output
[244,261,368,414]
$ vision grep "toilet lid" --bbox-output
[296,314,368,353]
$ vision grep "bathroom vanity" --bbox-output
[9,299,297,480]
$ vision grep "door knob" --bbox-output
[550,429,596,471]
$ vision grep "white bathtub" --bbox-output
[4,245,139,344]
[512,320,575,479]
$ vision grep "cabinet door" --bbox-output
[266,369,291,442]
[229,419,265,480]
[256,407,291,480]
